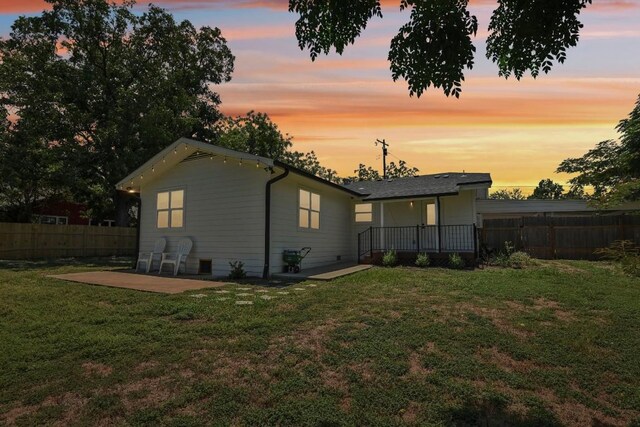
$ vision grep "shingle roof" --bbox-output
[342,172,492,200]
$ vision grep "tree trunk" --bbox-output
[114,190,131,227]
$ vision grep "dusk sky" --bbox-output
[1,0,639,191]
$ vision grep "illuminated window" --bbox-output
[157,189,184,228]
[355,203,372,222]
[299,189,320,229]
[425,201,436,226]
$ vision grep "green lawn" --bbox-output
[1,259,639,426]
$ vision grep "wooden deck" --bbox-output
[272,262,372,281]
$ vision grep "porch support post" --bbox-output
[380,201,385,250]
[436,196,442,253]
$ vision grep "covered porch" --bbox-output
[355,195,479,263]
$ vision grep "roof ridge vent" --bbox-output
[434,175,440,179]
[442,174,449,178]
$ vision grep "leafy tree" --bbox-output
[216,111,293,159]
[289,0,592,97]
[386,160,420,179]
[557,94,640,206]
[0,111,67,222]
[489,188,526,200]
[215,111,340,182]
[282,150,341,183]
[529,179,564,200]
[352,164,381,181]
[0,0,234,224]
[349,160,419,181]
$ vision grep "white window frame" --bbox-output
[355,203,373,223]
[157,189,185,229]
[298,188,320,230]
[38,215,68,225]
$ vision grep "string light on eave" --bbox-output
[256,160,260,168]
[239,158,243,166]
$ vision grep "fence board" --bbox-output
[0,222,136,260]
[481,215,640,260]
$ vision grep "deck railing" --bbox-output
[357,224,477,261]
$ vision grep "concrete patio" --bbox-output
[48,271,226,294]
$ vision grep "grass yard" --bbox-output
[1,259,639,426]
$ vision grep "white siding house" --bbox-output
[117,138,492,278]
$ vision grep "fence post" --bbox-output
[618,216,625,240]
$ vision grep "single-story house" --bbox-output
[117,138,492,278]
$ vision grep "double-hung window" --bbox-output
[355,203,372,222]
[157,189,184,228]
[299,189,320,229]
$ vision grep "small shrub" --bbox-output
[508,251,536,269]
[415,252,430,268]
[448,253,465,270]
[382,249,397,267]
[503,241,515,256]
[493,252,511,268]
[621,256,640,277]
[596,240,640,277]
[228,261,247,279]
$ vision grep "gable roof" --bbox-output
[116,138,274,192]
[116,138,491,200]
[342,173,492,201]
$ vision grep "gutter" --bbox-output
[263,167,290,279]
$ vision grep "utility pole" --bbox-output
[375,139,389,179]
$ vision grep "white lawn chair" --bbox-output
[158,238,193,276]
[136,238,166,273]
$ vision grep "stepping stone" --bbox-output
[256,289,269,293]
[260,295,275,300]
[307,284,318,287]
[238,287,251,291]
[216,297,229,301]
[236,292,253,297]
[294,288,305,291]
[235,300,253,305]
[190,294,208,298]
[276,291,290,295]
[214,290,230,294]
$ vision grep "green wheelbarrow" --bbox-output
[282,247,311,273]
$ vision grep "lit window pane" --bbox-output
[310,211,320,229]
[171,209,183,228]
[299,209,309,228]
[355,203,372,213]
[171,190,184,209]
[299,190,310,209]
[311,193,320,211]
[157,211,169,228]
[157,192,169,210]
[356,213,372,223]
[426,203,436,225]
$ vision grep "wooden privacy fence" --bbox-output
[0,222,136,260]
[480,215,640,260]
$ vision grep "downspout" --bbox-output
[263,167,290,279]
